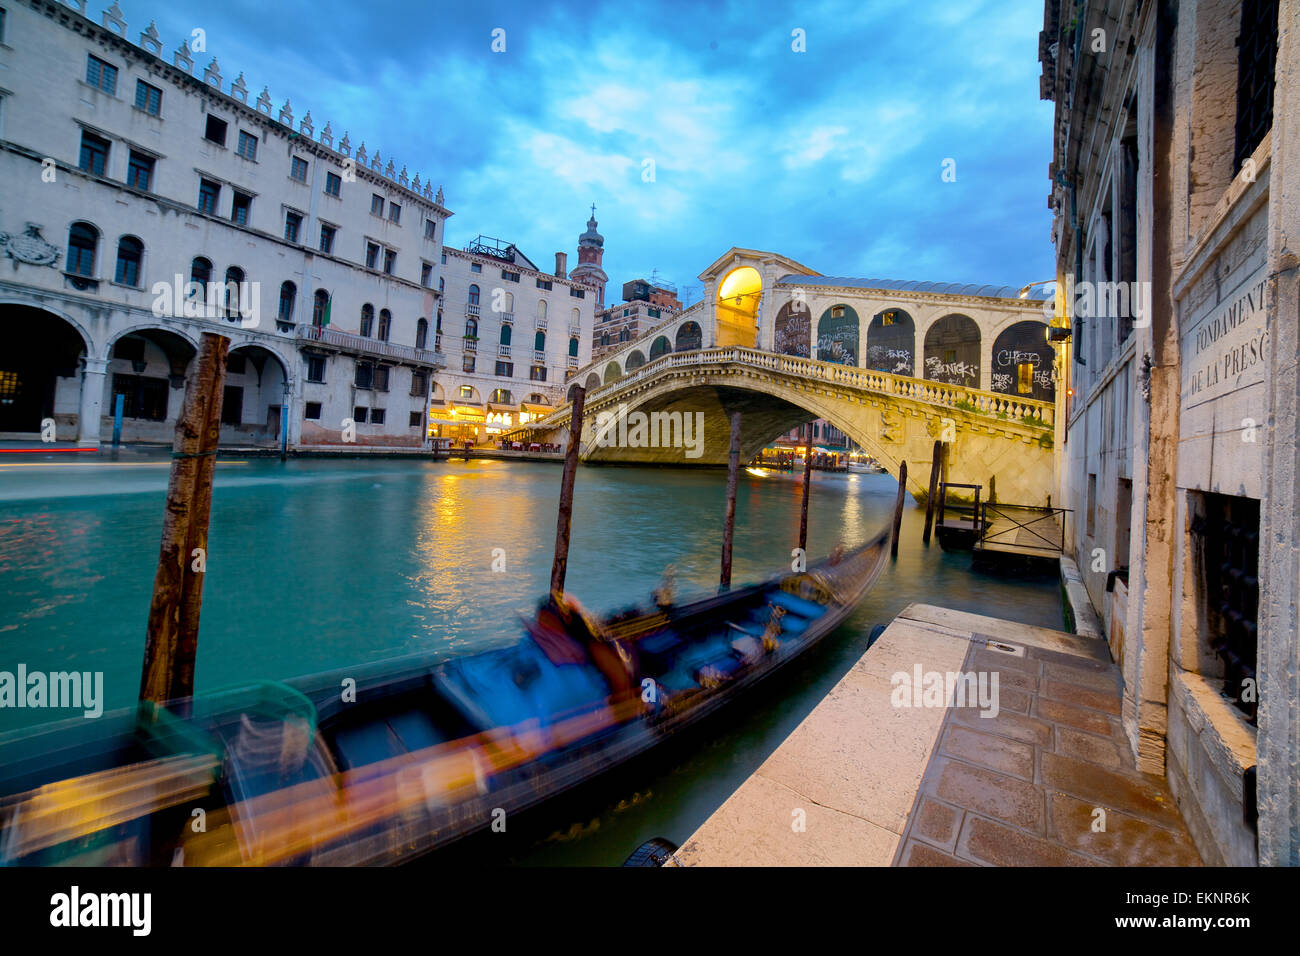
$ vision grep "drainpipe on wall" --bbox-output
[1070,179,1086,367]
[1065,1,1087,368]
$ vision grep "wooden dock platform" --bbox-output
[974,505,1065,559]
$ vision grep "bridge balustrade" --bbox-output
[555,347,1053,430]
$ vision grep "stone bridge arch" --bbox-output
[581,376,927,497]
[522,349,1056,506]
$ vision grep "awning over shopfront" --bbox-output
[448,403,486,421]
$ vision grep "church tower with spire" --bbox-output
[568,205,608,307]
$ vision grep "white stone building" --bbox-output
[0,0,451,449]
[433,235,595,445]
[1042,0,1298,865]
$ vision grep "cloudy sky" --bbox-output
[143,0,1054,305]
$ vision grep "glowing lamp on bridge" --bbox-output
[1018,279,1055,299]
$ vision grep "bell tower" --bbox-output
[568,204,608,307]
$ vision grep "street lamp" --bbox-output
[1017,279,1055,299]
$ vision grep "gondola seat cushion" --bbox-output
[435,640,609,733]
[767,590,829,620]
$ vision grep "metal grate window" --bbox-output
[1233,0,1279,172]
[1196,494,1260,723]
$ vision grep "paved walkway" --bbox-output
[894,606,1200,866]
[672,603,1200,866]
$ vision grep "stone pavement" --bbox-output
[672,603,1200,866]
[893,606,1201,866]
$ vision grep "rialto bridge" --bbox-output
[514,248,1063,505]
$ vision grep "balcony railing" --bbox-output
[535,316,548,330]
[463,337,478,352]
[466,303,481,316]
[296,325,444,367]
[434,333,443,351]
[567,355,579,368]
[498,344,512,357]
[568,325,582,337]
[534,350,546,363]
[499,311,514,325]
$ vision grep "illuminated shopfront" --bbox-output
[485,404,517,439]
[518,402,553,425]
[428,402,487,444]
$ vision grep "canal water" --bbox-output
[0,451,1062,864]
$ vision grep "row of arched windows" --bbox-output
[65,223,433,348]
[186,257,249,318]
[67,222,145,288]
[64,226,248,322]
[770,303,1054,399]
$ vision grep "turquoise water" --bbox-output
[0,450,1063,863]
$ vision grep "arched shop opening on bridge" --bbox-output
[866,308,915,376]
[715,267,762,348]
[990,321,1055,402]
[675,321,702,352]
[817,304,860,366]
[773,301,812,358]
[0,305,88,438]
[923,314,981,388]
[649,335,672,359]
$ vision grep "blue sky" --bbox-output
[142,0,1054,305]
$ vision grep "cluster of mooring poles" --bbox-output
[547,398,914,604]
[920,439,948,546]
[138,371,919,708]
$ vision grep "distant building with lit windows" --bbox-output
[433,229,596,445]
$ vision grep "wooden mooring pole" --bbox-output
[890,460,908,559]
[719,411,742,590]
[550,386,586,596]
[139,332,229,708]
[922,440,943,545]
[798,433,814,554]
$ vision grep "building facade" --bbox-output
[0,0,455,450]
[593,299,678,361]
[433,233,596,444]
[1041,0,1298,865]
[762,420,853,462]
[592,277,681,361]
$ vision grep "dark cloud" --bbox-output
[137,0,1052,301]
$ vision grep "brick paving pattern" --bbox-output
[894,634,1202,866]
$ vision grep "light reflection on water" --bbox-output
[0,453,1063,863]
